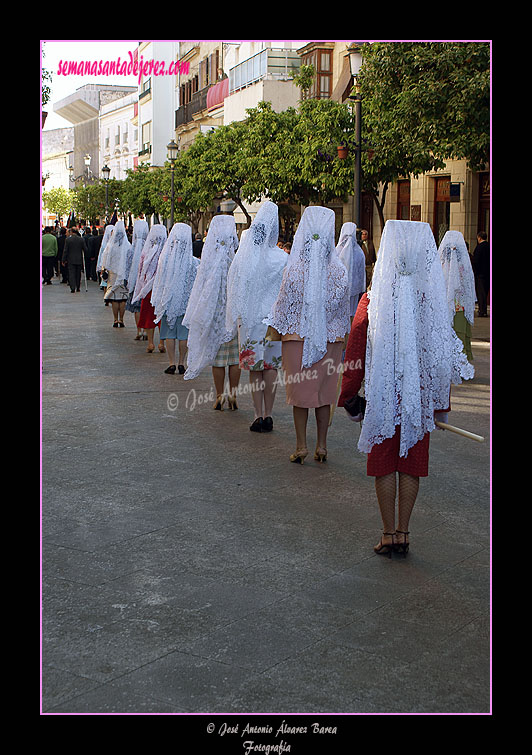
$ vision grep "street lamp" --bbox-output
[102,164,111,224]
[347,43,364,226]
[167,139,179,227]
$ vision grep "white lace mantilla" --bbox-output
[264,206,350,368]
[131,224,168,304]
[151,223,200,329]
[336,222,366,316]
[438,230,476,325]
[125,220,149,293]
[226,201,287,342]
[183,215,240,380]
[358,220,474,458]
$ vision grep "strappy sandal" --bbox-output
[374,533,395,559]
[394,530,410,557]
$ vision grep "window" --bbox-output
[301,48,332,99]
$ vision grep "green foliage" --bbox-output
[42,186,74,222]
[86,44,489,226]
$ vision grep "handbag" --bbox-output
[343,394,366,421]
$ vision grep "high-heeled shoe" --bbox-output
[314,447,327,462]
[394,530,410,557]
[250,417,263,432]
[374,533,395,558]
[213,395,225,411]
[146,345,155,353]
[158,343,166,353]
[227,395,238,411]
[164,365,177,374]
[289,449,308,464]
[262,416,273,432]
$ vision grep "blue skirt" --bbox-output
[159,314,189,341]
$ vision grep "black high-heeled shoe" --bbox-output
[394,530,410,557]
[250,417,263,432]
[374,533,395,559]
[164,365,177,374]
[262,416,273,432]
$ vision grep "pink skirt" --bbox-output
[282,340,343,408]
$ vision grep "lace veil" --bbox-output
[183,215,240,380]
[131,224,168,304]
[96,224,115,272]
[151,223,200,329]
[358,220,474,458]
[438,230,476,325]
[336,222,366,316]
[125,219,149,293]
[99,220,132,293]
[264,205,350,369]
[226,201,287,339]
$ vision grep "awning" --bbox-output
[331,56,353,102]
[206,77,229,111]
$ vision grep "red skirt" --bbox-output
[367,427,430,477]
[137,296,160,330]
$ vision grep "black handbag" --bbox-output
[343,394,366,420]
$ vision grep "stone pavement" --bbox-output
[41,277,491,717]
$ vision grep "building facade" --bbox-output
[100,91,139,181]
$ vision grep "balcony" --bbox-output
[229,48,300,94]
[175,85,209,128]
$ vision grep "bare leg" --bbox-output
[263,369,277,419]
[228,364,241,397]
[212,366,225,395]
[146,328,155,350]
[249,371,264,419]
[293,406,308,452]
[178,339,188,367]
[315,405,330,455]
[374,473,397,550]
[111,301,119,323]
[165,338,176,367]
[134,311,141,337]
[118,301,126,323]
[397,473,420,546]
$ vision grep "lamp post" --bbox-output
[167,139,179,227]
[101,164,111,224]
[347,43,364,226]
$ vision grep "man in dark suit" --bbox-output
[192,232,203,259]
[62,228,85,292]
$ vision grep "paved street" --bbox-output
[41,277,491,716]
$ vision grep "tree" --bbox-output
[42,187,74,225]
[358,41,490,228]
[121,164,159,220]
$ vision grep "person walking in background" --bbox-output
[152,223,200,375]
[338,220,474,558]
[42,227,58,285]
[183,214,241,410]
[264,206,351,463]
[125,219,150,341]
[192,232,204,259]
[62,228,85,293]
[472,231,490,317]
[57,228,68,283]
[336,222,366,318]
[360,228,377,289]
[438,230,476,362]
[131,224,168,354]
[226,201,288,433]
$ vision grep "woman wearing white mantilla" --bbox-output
[226,201,288,432]
[183,214,241,410]
[438,230,476,363]
[264,205,351,463]
[151,222,200,375]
